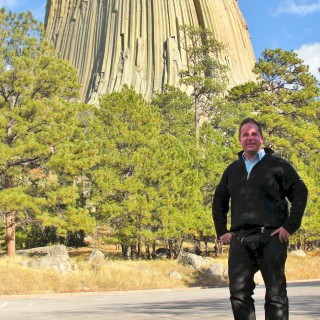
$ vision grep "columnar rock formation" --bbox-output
[44,0,256,103]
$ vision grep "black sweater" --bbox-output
[212,148,308,238]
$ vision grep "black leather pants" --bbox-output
[228,228,289,320]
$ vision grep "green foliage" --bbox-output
[146,133,205,242]
[94,86,163,244]
[179,25,229,99]
[1,9,318,253]
[0,9,96,251]
[151,85,194,141]
[217,48,320,240]
[152,86,223,241]
[89,86,206,249]
[178,25,229,143]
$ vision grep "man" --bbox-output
[212,118,308,320]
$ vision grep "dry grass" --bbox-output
[0,251,319,296]
[286,254,320,281]
[0,257,198,295]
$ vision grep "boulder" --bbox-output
[288,249,306,257]
[17,245,75,273]
[168,270,183,280]
[180,253,209,271]
[88,249,105,269]
[206,263,228,286]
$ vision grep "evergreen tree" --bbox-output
[151,85,194,142]
[91,87,205,258]
[179,25,229,146]
[213,48,320,242]
[0,9,96,255]
[90,87,162,253]
[145,133,205,258]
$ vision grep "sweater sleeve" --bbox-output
[212,169,231,238]
[280,161,308,234]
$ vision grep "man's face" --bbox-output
[239,123,264,159]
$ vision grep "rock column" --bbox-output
[44,0,256,103]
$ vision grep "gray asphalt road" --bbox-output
[0,281,319,319]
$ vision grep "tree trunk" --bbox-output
[176,239,184,259]
[168,239,175,260]
[145,243,150,259]
[131,243,138,259]
[6,122,16,257]
[121,243,129,259]
[6,211,15,257]
[151,241,156,259]
[194,236,201,255]
[195,99,200,149]
[204,236,209,255]
[303,233,307,252]
[5,175,15,257]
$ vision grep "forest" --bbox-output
[0,9,319,258]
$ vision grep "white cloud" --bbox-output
[275,0,320,16]
[295,43,320,80]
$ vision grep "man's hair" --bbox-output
[239,118,263,138]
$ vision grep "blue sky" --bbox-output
[2,0,320,80]
[239,0,320,80]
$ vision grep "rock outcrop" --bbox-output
[44,0,256,103]
[17,245,75,272]
[180,253,228,286]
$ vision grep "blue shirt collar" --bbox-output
[242,148,266,162]
[242,149,266,176]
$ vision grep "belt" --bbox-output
[232,227,277,241]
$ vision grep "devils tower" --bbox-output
[44,0,256,103]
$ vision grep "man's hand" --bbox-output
[271,227,291,243]
[219,232,233,245]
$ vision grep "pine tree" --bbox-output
[0,9,96,255]
[213,48,320,242]
[91,87,205,258]
[179,25,229,147]
[151,85,194,142]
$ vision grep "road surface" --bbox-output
[0,281,319,319]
